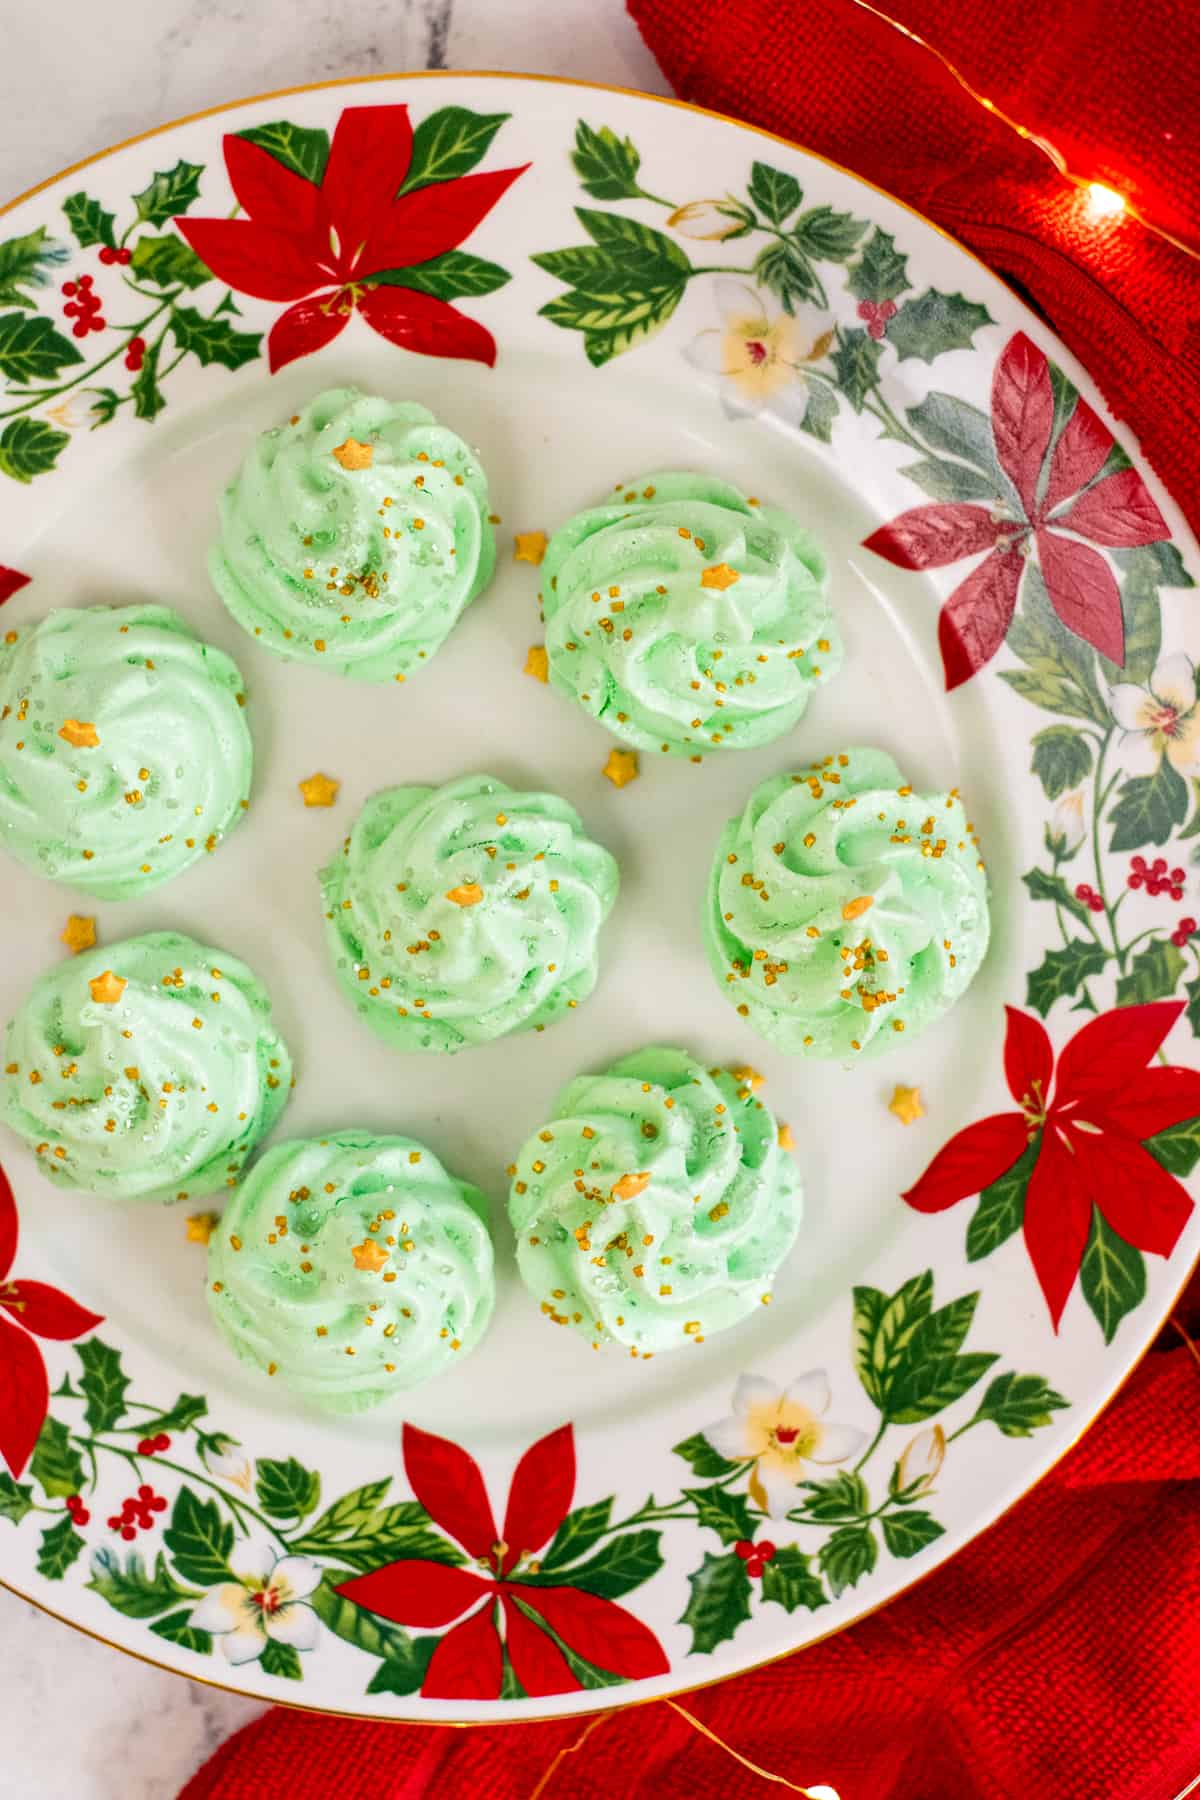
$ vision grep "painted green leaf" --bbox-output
[136,1393,207,1436]
[847,227,909,303]
[679,1550,753,1653]
[523,1527,662,1600]
[747,161,802,225]
[885,1351,998,1424]
[129,233,211,291]
[831,327,883,411]
[1146,1111,1200,1174]
[759,1545,827,1612]
[76,1337,129,1432]
[1000,667,1108,726]
[1025,938,1108,1017]
[888,289,993,363]
[0,417,68,483]
[899,458,999,503]
[799,381,838,444]
[0,1472,34,1525]
[311,1577,421,1663]
[0,312,84,384]
[673,1432,741,1479]
[574,206,691,271]
[906,392,998,475]
[1021,866,1089,922]
[0,227,68,308]
[752,238,822,312]
[880,1510,945,1559]
[296,1478,391,1540]
[540,1498,613,1571]
[884,1292,980,1375]
[1188,975,1200,1037]
[1115,937,1185,1007]
[818,1524,877,1596]
[256,1456,321,1521]
[1179,781,1200,841]
[791,205,868,261]
[30,1416,85,1499]
[1097,549,1163,688]
[62,192,116,250]
[571,121,643,201]
[168,306,262,371]
[373,251,510,300]
[968,1371,1070,1437]
[260,1639,303,1681]
[401,107,510,193]
[88,388,122,428]
[131,342,167,422]
[133,160,205,226]
[290,1516,459,1574]
[86,1547,199,1618]
[1007,565,1110,721]
[577,294,685,365]
[798,1470,869,1522]
[236,121,330,185]
[163,1486,235,1586]
[365,1638,440,1695]
[1079,1207,1145,1343]
[852,1271,933,1411]
[684,1485,756,1546]
[967,1139,1037,1262]
[1108,758,1190,852]
[542,1624,629,1690]
[1031,725,1093,800]
[150,1609,212,1654]
[37,1516,85,1580]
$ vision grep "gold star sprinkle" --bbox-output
[888,1085,925,1126]
[514,531,548,565]
[88,970,127,1006]
[61,915,96,955]
[299,772,340,808]
[446,882,484,907]
[842,895,874,921]
[186,1212,219,1245]
[59,719,99,748]
[351,1239,390,1272]
[700,562,740,591]
[332,437,373,470]
[731,1065,765,1092]
[611,1171,650,1201]
[778,1122,795,1151]
[524,645,549,683]
[602,748,639,789]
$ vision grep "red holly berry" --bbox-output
[733,1539,755,1560]
[62,281,77,297]
[1181,917,1196,935]
[78,274,93,289]
[1172,887,1185,903]
[856,301,876,323]
[106,1515,121,1530]
[150,1495,167,1513]
[120,1525,137,1542]
[756,1540,777,1561]
[1074,883,1093,902]
[153,1433,171,1452]
[867,321,886,339]
[71,322,88,339]
[118,248,132,265]
[879,300,898,320]
[73,1508,90,1526]
[137,1437,155,1456]
[137,1484,154,1501]
[745,1556,765,1577]
[1088,894,1105,913]
[128,336,146,355]
[99,246,116,265]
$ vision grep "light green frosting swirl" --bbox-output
[207,1133,494,1408]
[1,931,292,1202]
[541,471,839,755]
[320,774,619,1054]
[0,605,252,899]
[209,387,495,680]
[508,1047,802,1353]
[704,747,990,1059]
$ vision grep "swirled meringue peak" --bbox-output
[705,748,990,1059]
[209,387,496,680]
[508,1047,803,1353]
[320,774,619,1054]
[541,470,839,755]
[0,605,251,899]
[1,931,292,1202]
[207,1133,494,1408]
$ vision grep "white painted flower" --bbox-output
[1048,786,1087,855]
[1109,653,1200,776]
[895,1425,945,1498]
[189,1541,322,1666]
[667,199,745,241]
[684,280,834,422]
[705,1372,869,1518]
[201,1435,253,1493]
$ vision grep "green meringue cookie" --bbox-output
[704,747,990,1058]
[509,1047,803,1353]
[320,773,619,1053]
[209,387,495,680]
[541,470,839,755]
[208,1132,494,1408]
[0,605,252,899]
[1,931,292,1202]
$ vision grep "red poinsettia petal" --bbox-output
[3,1280,102,1341]
[500,1424,575,1574]
[1053,1000,1184,1106]
[1023,1126,1093,1329]
[1054,468,1170,549]
[1041,396,1114,516]
[0,1164,17,1282]
[516,1585,670,1680]
[422,1603,504,1700]
[0,568,30,606]
[1089,1067,1200,1141]
[1066,1124,1194,1257]
[175,216,322,302]
[362,164,529,273]
[402,1422,498,1558]
[501,1593,581,1696]
[1036,528,1124,664]
[358,285,498,367]
[938,547,1024,690]
[335,1558,493,1627]
[222,134,321,236]
[862,504,1003,571]
[0,1313,49,1478]
[322,105,414,277]
[991,331,1054,520]
[1002,1006,1054,1108]
[267,294,351,373]
[902,1112,1029,1213]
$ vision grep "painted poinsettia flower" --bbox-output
[189,1541,322,1665]
[1047,786,1088,856]
[667,199,746,241]
[0,1164,102,1476]
[684,279,834,420]
[1109,652,1200,776]
[864,332,1170,689]
[0,566,30,605]
[337,1423,669,1699]
[705,1372,869,1517]
[175,105,527,373]
[905,1001,1198,1328]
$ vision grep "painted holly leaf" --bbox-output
[375,251,510,301]
[790,206,868,261]
[1026,938,1108,1016]
[29,1416,84,1499]
[260,1640,304,1681]
[0,313,84,385]
[818,1524,877,1595]
[798,1470,869,1522]
[747,161,802,225]
[966,1139,1037,1261]
[167,306,262,371]
[672,1431,741,1479]
[1116,938,1186,1007]
[129,233,211,291]
[133,159,204,226]
[1021,867,1089,923]
[525,1528,663,1600]
[799,382,839,444]
[1146,1113,1200,1174]
[1079,1207,1146,1343]
[1031,725,1093,800]
[847,227,909,303]
[36,1515,84,1580]
[162,1486,235,1586]
[887,289,993,363]
[0,566,30,604]
[752,238,822,312]
[570,120,643,200]
[86,1547,199,1618]
[1108,758,1190,852]
[236,120,331,185]
[967,1372,1070,1437]
[683,1485,756,1546]
[135,1393,206,1436]
[899,458,999,503]
[759,1545,827,1612]
[255,1456,321,1522]
[0,1472,33,1524]
[401,107,510,193]
[0,228,69,309]
[880,1510,944,1559]
[851,1271,933,1412]
[151,1610,212,1654]
[540,1499,614,1572]
[76,1337,129,1432]
[0,417,69,483]
[133,349,169,420]
[679,1549,752,1653]
[62,192,116,251]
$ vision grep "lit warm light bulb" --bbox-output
[1085,182,1127,219]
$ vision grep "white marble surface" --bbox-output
[0,10,666,1795]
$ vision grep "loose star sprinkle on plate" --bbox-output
[88,970,127,1005]
[514,530,547,565]
[524,645,549,682]
[299,772,340,808]
[60,915,96,955]
[888,1085,925,1125]
[332,437,373,470]
[778,1122,796,1151]
[603,748,639,788]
